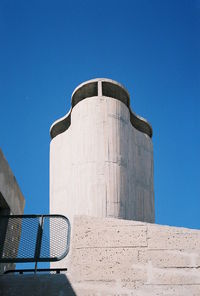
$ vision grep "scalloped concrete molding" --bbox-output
[50,78,154,225]
[50,78,153,139]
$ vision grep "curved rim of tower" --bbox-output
[50,78,153,139]
[71,78,130,100]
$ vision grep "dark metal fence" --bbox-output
[0,215,70,265]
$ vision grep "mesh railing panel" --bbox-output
[40,216,69,259]
[0,215,70,263]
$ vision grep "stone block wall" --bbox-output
[68,216,200,295]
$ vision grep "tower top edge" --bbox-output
[50,79,153,140]
[71,78,130,99]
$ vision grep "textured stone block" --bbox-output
[70,281,200,296]
[72,225,147,248]
[70,248,147,283]
[72,216,147,248]
[147,224,200,250]
[131,284,200,296]
[138,249,200,268]
[146,262,200,285]
[74,215,146,228]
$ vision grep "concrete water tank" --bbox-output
[50,78,154,223]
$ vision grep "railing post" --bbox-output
[34,215,44,273]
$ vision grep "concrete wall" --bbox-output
[66,216,200,295]
[50,79,154,225]
[0,149,25,274]
[0,149,25,215]
[1,215,200,295]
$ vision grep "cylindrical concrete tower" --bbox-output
[50,78,154,224]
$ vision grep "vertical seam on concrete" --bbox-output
[103,98,108,217]
[146,224,149,248]
[98,81,102,96]
[105,183,108,217]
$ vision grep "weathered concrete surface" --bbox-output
[65,216,200,295]
[50,79,154,225]
[0,149,25,215]
[0,149,25,274]
[1,216,199,295]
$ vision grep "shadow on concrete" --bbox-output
[0,273,76,296]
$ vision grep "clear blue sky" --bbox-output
[0,0,199,229]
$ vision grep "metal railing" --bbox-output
[4,268,68,275]
[0,214,70,272]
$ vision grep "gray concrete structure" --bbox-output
[50,78,154,225]
[1,215,200,295]
[68,216,200,295]
[0,149,25,273]
[0,149,25,216]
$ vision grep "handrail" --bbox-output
[3,268,68,275]
[0,214,71,270]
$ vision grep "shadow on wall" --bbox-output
[0,274,76,296]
